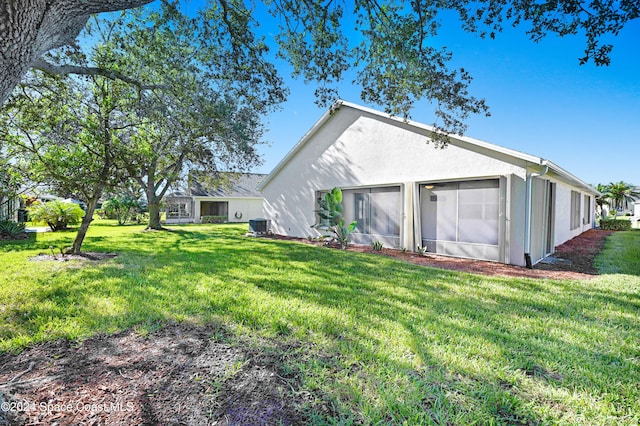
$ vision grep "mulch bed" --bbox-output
[533,229,613,276]
[0,233,29,241]
[269,228,614,281]
[29,252,119,262]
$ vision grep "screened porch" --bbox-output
[419,179,505,262]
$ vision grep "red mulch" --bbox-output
[270,229,614,281]
[533,229,613,276]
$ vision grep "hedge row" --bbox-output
[600,219,632,231]
[202,215,228,224]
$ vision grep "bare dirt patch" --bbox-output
[268,229,613,280]
[0,324,309,426]
[29,252,119,262]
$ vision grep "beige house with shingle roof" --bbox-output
[164,172,265,224]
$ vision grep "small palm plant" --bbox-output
[371,240,384,251]
[28,200,84,231]
[0,220,26,238]
[312,187,357,249]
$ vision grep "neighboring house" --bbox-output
[24,191,87,210]
[164,172,265,224]
[258,100,598,268]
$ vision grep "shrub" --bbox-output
[312,187,357,249]
[371,240,384,251]
[0,220,27,240]
[600,219,632,231]
[28,200,84,231]
[102,196,145,225]
[201,215,228,224]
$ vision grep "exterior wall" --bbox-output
[193,197,263,223]
[552,179,593,250]
[517,171,595,266]
[262,107,527,251]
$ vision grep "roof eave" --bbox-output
[541,160,599,195]
[259,101,598,195]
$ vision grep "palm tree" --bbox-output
[606,181,640,213]
[594,183,610,217]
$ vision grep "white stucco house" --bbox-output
[164,173,265,224]
[258,101,598,268]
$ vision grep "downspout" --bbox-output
[524,163,549,268]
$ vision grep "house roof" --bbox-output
[188,172,266,198]
[258,100,598,195]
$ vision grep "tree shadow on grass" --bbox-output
[3,226,639,424]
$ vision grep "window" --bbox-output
[167,203,188,218]
[166,197,192,219]
[0,197,16,221]
[584,195,591,225]
[570,191,581,230]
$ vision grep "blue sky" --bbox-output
[253,10,639,187]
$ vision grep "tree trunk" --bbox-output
[69,193,100,254]
[0,0,153,105]
[147,200,163,230]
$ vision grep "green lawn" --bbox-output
[1,223,639,425]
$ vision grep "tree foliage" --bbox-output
[102,196,144,225]
[84,8,275,229]
[0,65,133,252]
[604,181,640,212]
[0,152,22,216]
[2,0,637,140]
[451,0,639,67]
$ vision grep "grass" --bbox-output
[1,222,639,425]
[596,230,640,275]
